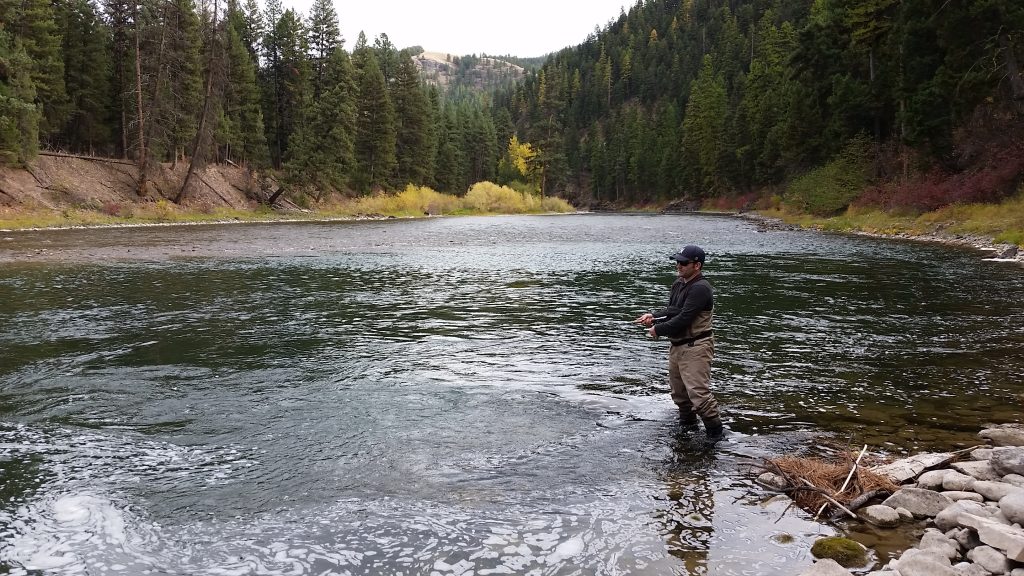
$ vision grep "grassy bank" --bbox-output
[0,182,576,231]
[754,190,1024,248]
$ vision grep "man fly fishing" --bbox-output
[634,245,724,441]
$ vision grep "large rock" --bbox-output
[966,545,1012,574]
[952,561,994,576]
[992,447,1024,476]
[882,487,954,518]
[757,472,788,490]
[934,500,992,531]
[893,549,954,576]
[943,471,978,491]
[873,452,957,483]
[859,504,900,528]
[951,460,1000,481]
[919,529,960,560]
[919,469,951,490]
[958,514,1024,561]
[1005,474,1024,488]
[1001,491,1024,526]
[798,559,855,576]
[973,480,1024,502]
[980,425,1024,447]
[941,491,983,502]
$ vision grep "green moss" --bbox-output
[810,537,867,567]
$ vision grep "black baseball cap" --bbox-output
[669,245,706,264]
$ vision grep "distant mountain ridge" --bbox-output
[411,49,543,93]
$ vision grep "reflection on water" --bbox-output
[1,214,1022,574]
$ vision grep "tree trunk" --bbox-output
[999,33,1024,100]
[177,0,220,204]
[134,5,147,196]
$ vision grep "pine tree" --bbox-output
[0,29,40,165]
[261,6,309,167]
[285,47,357,194]
[306,0,339,98]
[2,0,69,141]
[391,53,431,186]
[680,55,727,196]
[218,10,268,167]
[353,51,396,192]
[58,0,113,154]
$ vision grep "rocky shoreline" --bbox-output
[769,424,1024,575]
[739,212,1023,264]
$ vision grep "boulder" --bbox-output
[859,505,900,528]
[934,500,991,531]
[952,562,994,576]
[966,545,1012,574]
[992,448,1024,477]
[957,514,1024,561]
[810,537,868,568]
[919,529,960,560]
[980,425,1024,447]
[973,480,1024,502]
[893,549,954,576]
[1005,474,1024,488]
[895,506,915,522]
[897,555,956,576]
[942,491,984,502]
[951,460,1000,481]
[1000,491,1024,526]
[873,452,957,483]
[882,487,954,518]
[798,559,855,576]
[943,471,978,491]
[996,245,1019,259]
[947,527,982,551]
[919,469,951,490]
[757,472,788,490]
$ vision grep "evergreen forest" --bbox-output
[1,0,1023,214]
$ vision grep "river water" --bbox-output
[1,214,1022,575]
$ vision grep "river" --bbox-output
[1,213,1022,575]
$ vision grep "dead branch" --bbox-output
[829,489,891,521]
[800,479,857,519]
[38,151,137,166]
[816,444,867,520]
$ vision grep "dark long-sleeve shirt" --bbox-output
[652,273,714,341]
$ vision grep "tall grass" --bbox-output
[0,181,575,230]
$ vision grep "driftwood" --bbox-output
[762,449,899,521]
[800,478,857,519]
[815,444,867,520]
[39,151,137,166]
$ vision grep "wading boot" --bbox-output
[678,409,699,431]
[702,416,725,442]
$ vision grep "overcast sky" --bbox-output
[285,0,632,57]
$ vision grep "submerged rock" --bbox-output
[811,537,868,568]
[980,425,1024,447]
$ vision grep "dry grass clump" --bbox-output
[766,452,899,517]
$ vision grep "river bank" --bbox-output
[778,424,1024,576]
[740,210,1024,265]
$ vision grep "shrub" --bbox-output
[784,135,872,215]
[464,181,540,213]
[101,201,122,217]
[856,147,1024,213]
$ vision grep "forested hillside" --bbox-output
[0,0,513,201]
[501,0,1024,212]
[3,0,1023,214]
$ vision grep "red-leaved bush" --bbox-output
[704,191,761,211]
[856,146,1024,212]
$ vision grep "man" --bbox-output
[635,245,723,440]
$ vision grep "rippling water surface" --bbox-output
[1,214,1023,575]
